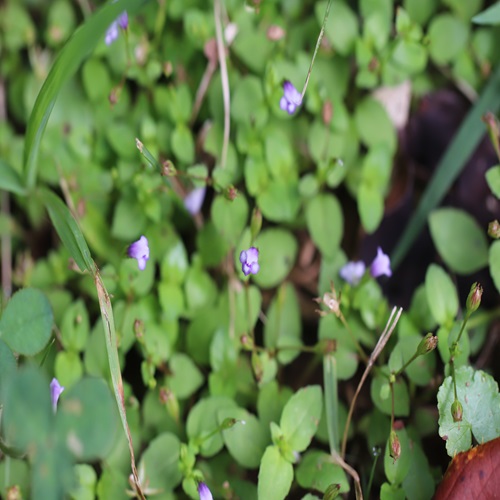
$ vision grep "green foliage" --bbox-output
[2,0,500,497]
[429,208,489,274]
[438,366,500,456]
[0,288,53,356]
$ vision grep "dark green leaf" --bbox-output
[0,288,53,356]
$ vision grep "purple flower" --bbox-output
[239,247,260,276]
[127,236,150,271]
[339,261,366,286]
[370,247,392,278]
[50,378,64,413]
[105,11,128,46]
[280,80,302,115]
[198,482,213,500]
[184,187,206,215]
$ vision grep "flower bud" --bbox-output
[240,334,254,351]
[416,333,438,356]
[161,160,176,177]
[159,387,179,422]
[134,319,145,340]
[389,430,401,461]
[323,483,341,500]
[225,185,238,201]
[488,220,500,239]
[220,417,238,430]
[451,399,463,422]
[250,208,262,242]
[251,352,263,382]
[466,282,483,313]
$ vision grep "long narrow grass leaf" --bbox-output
[40,189,94,273]
[94,272,145,500]
[323,354,339,454]
[23,0,150,190]
[391,65,500,269]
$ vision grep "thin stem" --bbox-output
[341,307,403,458]
[213,0,230,169]
[300,0,333,100]
[339,312,369,364]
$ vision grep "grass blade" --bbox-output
[23,0,150,190]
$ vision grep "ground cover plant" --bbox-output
[1,0,500,499]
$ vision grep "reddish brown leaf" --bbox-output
[434,437,500,499]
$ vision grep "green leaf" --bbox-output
[0,288,53,356]
[354,97,396,153]
[486,165,500,198]
[251,228,298,289]
[211,194,249,246]
[428,14,469,65]
[473,2,500,25]
[231,76,268,126]
[317,0,358,56]
[389,335,436,386]
[137,433,182,493]
[1,366,52,451]
[186,396,237,457]
[0,339,17,401]
[55,351,84,388]
[425,265,458,326]
[219,408,268,468]
[166,353,204,399]
[371,373,410,417]
[437,366,500,456]
[358,184,384,234]
[23,0,150,189]
[257,180,301,223]
[0,159,26,195]
[257,381,292,430]
[429,208,489,274]
[305,194,343,258]
[280,385,323,453]
[490,240,500,294]
[40,189,94,273]
[257,445,294,500]
[296,450,349,493]
[171,123,195,164]
[264,283,302,365]
[60,300,90,352]
[57,377,118,460]
[384,427,411,486]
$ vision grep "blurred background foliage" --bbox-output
[1,0,500,498]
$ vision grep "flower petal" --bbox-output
[370,247,392,278]
[50,378,65,413]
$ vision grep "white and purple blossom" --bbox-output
[239,247,260,276]
[184,187,206,216]
[127,236,150,271]
[198,482,213,500]
[280,80,302,115]
[370,247,392,278]
[50,378,64,413]
[105,11,128,46]
[339,261,366,286]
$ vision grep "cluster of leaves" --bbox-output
[0,0,500,499]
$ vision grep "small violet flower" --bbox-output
[370,247,392,278]
[50,378,64,413]
[184,187,206,216]
[239,247,260,276]
[339,261,366,286]
[198,482,213,500]
[280,80,302,115]
[128,235,150,271]
[105,11,128,46]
